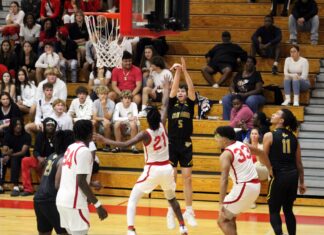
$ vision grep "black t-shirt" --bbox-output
[0,103,22,121]
[69,22,89,41]
[3,131,31,156]
[269,128,298,173]
[34,153,62,202]
[233,71,264,93]
[33,132,55,158]
[56,39,78,60]
[167,97,195,142]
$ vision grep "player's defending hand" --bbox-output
[299,184,307,195]
[96,205,108,220]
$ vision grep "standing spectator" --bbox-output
[19,13,41,52]
[1,71,16,99]
[288,0,319,45]
[20,117,57,196]
[112,90,139,153]
[18,41,38,83]
[0,40,18,75]
[35,42,60,84]
[21,0,40,19]
[92,86,115,152]
[88,64,111,101]
[282,45,310,106]
[40,0,61,24]
[251,15,282,75]
[111,51,142,106]
[38,18,57,54]
[56,26,78,83]
[15,69,37,114]
[0,118,31,196]
[270,0,290,17]
[139,45,158,70]
[201,31,247,88]
[68,86,93,122]
[229,95,254,130]
[0,92,22,134]
[50,99,73,130]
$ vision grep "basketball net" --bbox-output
[84,15,127,68]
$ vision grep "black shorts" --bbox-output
[169,140,193,167]
[152,90,163,102]
[34,201,67,234]
[208,62,234,74]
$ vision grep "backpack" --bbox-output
[196,92,212,119]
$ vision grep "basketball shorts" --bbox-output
[223,181,261,215]
[169,141,193,167]
[152,90,163,102]
[135,164,176,194]
[57,206,90,234]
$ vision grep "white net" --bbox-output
[84,15,128,68]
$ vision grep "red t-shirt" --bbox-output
[112,65,142,91]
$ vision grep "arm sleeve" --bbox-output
[301,58,309,80]
[303,2,318,21]
[50,0,61,19]
[35,54,48,68]
[251,28,261,45]
[58,82,67,101]
[40,0,46,17]
[75,148,92,174]
[135,67,142,82]
[132,102,138,117]
[270,27,282,45]
[68,99,76,115]
[33,133,43,157]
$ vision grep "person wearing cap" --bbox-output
[56,26,78,83]
[112,90,139,153]
[111,51,142,106]
[20,117,57,196]
[201,31,247,88]
[50,99,73,131]
[68,85,93,122]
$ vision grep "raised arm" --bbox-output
[181,57,195,101]
[161,75,171,125]
[169,64,182,98]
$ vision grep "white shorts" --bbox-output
[135,164,176,194]
[57,206,90,235]
[223,182,261,215]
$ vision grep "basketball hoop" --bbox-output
[84,13,127,68]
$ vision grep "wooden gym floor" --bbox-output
[1,194,324,235]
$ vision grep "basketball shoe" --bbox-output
[166,208,176,229]
[127,229,137,235]
[179,225,189,235]
[183,210,198,227]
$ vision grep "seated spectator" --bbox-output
[92,85,115,152]
[38,18,57,55]
[139,45,158,70]
[25,82,56,134]
[111,51,142,106]
[270,0,290,17]
[282,45,310,106]
[1,71,16,99]
[134,37,168,65]
[0,117,31,196]
[35,42,60,84]
[19,13,41,52]
[230,95,254,129]
[0,92,22,134]
[56,26,78,83]
[68,86,93,122]
[21,0,40,19]
[15,69,37,114]
[109,36,136,56]
[288,0,319,45]
[18,41,37,83]
[201,31,247,88]
[112,90,139,153]
[251,15,282,75]
[0,1,24,40]
[20,117,56,196]
[0,40,18,76]
[80,0,100,12]
[222,56,265,120]
[88,63,112,101]
[85,39,97,72]
[139,56,173,117]
[40,0,61,24]
[50,99,73,130]
[62,0,79,24]
[252,111,271,137]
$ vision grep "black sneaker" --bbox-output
[111,147,120,153]
[102,145,111,152]
[10,189,20,197]
[20,191,33,196]
[272,65,278,75]
[131,146,139,154]
[281,10,288,17]
[270,10,276,17]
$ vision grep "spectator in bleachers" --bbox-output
[20,117,57,196]
[107,0,119,12]
[270,0,290,17]
[229,94,254,130]
[38,18,57,54]
[40,0,61,24]
[139,45,158,71]
[85,39,97,72]
[62,0,79,24]
[21,0,40,19]
[111,51,142,106]
[18,41,37,83]
[92,85,115,152]
[112,90,139,153]
[35,42,60,84]
[1,71,16,100]
[25,82,56,134]
[15,69,37,114]
[88,63,111,101]
[134,37,168,65]
[0,117,31,196]
[0,1,25,40]
[252,111,271,136]
[251,15,282,75]
[0,40,18,75]
[50,99,73,130]
[288,0,319,45]
[282,45,310,106]
[80,0,100,12]
[56,26,78,83]
[19,13,41,52]
[222,56,265,120]
[68,86,93,122]
[138,56,173,117]
[0,92,22,134]
[201,31,247,88]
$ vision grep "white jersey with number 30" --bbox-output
[143,123,169,163]
[225,141,258,184]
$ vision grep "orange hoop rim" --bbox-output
[83,12,120,19]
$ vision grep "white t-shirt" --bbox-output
[89,70,112,91]
[50,112,73,130]
[20,82,37,107]
[56,142,93,209]
[35,52,60,69]
[6,10,25,26]
[284,56,309,80]
[35,78,67,104]
[68,96,93,122]
[150,69,173,88]
[113,102,138,122]
[19,24,41,41]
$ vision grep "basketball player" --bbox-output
[263,109,306,235]
[94,78,189,235]
[214,126,272,235]
[56,120,108,235]
[167,57,197,228]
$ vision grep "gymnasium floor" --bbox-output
[1,195,324,235]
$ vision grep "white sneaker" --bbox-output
[179,225,188,235]
[108,6,117,13]
[281,99,291,106]
[183,210,197,227]
[166,209,176,229]
[138,110,148,117]
[250,203,257,209]
[127,230,136,235]
[212,83,219,88]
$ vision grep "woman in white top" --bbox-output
[88,63,111,101]
[282,45,310,106]
[0,1,25,39]
[19,13,41,51]
[15,69,36,113]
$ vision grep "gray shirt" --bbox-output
[93,98,115,118]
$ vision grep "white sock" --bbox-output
[141,105,147,111]
[186,206,193,212]
[168,206,174,213]
[13,186,19,191]
[273,61,278,66]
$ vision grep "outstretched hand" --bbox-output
[170,63,182,71]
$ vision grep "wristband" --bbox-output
[94,201,101,208]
